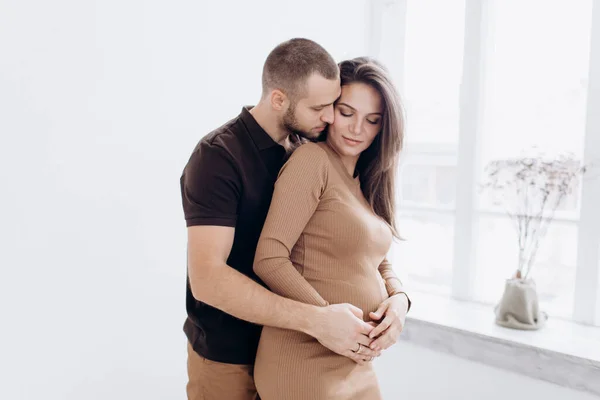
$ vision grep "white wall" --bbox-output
[0,1,366,399]
[1,0,596,399]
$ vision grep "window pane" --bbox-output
[474,215,577,319]
[390,212,454,295]
[403,0,465,145]
[480,0,591,164]
[400,153,457,209]
[391,0,465,293]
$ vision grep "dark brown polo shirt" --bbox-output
[180,107,286,364]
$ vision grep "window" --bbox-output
[385,0,465,295]
[474,0,593,318]
[393,212,454,295]
[403,0,465,146]
[375,0,599,325]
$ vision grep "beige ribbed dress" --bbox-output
[253,141,404,400]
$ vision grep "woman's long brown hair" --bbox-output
[338,57,405,238]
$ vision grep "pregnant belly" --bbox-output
[308,276,389,321]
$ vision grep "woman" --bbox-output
[253,57,407,400]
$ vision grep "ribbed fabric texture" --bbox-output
[253,142,403,400]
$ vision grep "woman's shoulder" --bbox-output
[287,141,330,165]
[278,141,331,184]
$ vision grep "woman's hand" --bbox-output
[367,294,409,352]
[310,303,382,365]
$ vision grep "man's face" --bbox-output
[283,73,341,140]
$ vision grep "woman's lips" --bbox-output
[342,136,363,146]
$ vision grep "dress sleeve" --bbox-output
[253,144,329,306]
[378,258,412,312]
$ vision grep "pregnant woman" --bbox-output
[253,57,410,400]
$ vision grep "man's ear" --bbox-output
[270,89,288,111]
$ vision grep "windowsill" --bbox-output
[402,291,600,396]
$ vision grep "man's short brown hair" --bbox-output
[262,38,339,102]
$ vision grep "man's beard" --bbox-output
[282,104,319,140]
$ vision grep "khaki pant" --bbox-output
[186,342,259,400]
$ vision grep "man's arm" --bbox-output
[188,225,380,364]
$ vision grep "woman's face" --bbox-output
[327,82,383,159]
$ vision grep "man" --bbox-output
[180,38,408,400]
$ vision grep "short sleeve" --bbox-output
[180,142,241,227]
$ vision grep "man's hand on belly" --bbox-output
[365,294,409,352]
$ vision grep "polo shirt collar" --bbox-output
[240,106,281,151]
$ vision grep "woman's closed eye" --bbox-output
[339,108,380,125]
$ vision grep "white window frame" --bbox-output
[574,0,600,326]
[451,0,491,300]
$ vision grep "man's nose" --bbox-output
[321,105,334,124]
